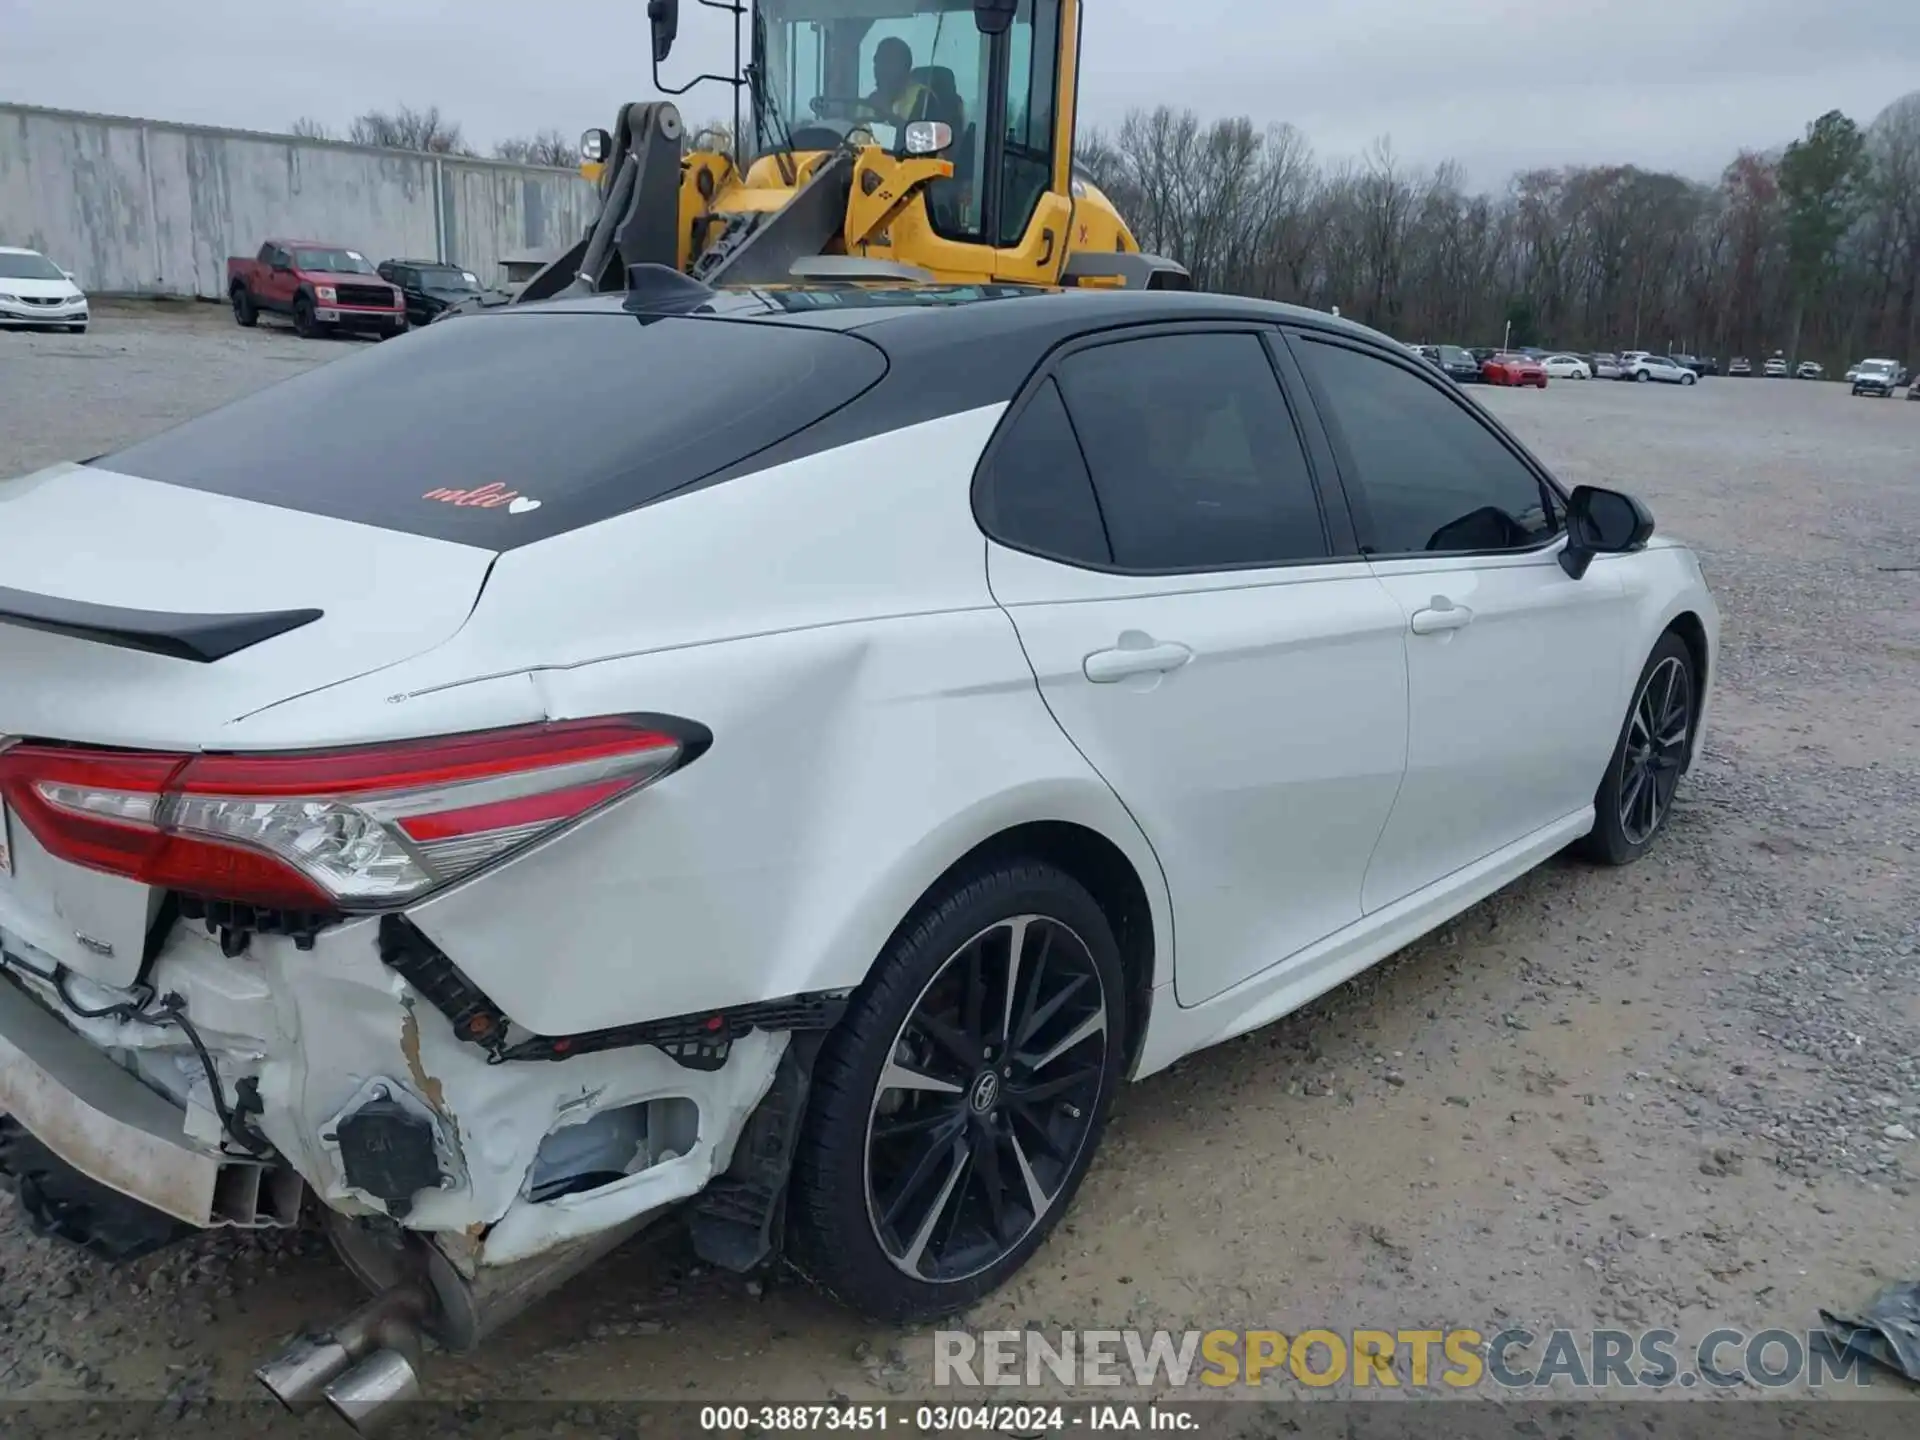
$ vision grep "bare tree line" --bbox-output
[1077,96,1920,367]
[288,108,576,167]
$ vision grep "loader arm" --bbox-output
[517,102,689,304]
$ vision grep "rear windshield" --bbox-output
[95,310,888,548]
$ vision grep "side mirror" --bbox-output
[1560,485,1654,579]
[647,0,679,63]
[974,0,1018,35]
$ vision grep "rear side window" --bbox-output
[96,312,888,548]
[975,379,1111,565]
[1053,331,1330,571]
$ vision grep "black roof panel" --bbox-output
[512,280,1384,349]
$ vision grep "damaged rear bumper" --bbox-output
[0,973,299,1228]
[0,905,821,1272]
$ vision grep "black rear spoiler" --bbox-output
[0,586,321,663]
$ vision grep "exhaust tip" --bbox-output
[324,1347,422,1436]
[254,1334,355,1412]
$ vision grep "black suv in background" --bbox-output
[1673,354,1719,377]
[376,259,485,328]
[1416,344,1484,384]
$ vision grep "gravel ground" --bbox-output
[1,307,1918,1425]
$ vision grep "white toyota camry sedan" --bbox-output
[0,279,1718,1410]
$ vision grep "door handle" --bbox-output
[1409,597,1474,635]
[1083,633,1193,683]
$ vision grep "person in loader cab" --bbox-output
[866,36,929,125]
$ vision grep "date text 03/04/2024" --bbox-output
[697,1403,1200,1431]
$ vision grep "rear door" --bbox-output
[982,324,1410,1007]
[1284,328,1637,911]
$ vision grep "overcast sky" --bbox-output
[4,0,1916,188]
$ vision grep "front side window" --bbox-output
[1053,332,1331,572]
[1295,338,1558,556]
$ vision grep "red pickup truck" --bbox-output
[227,239,406,339]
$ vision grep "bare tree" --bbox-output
[289,116,334,140]
[494,129,577,168]
[349,105,475,156]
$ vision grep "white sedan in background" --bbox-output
[1542,354,1592,380]
[1625,353,1697,385]
[0,246,90,333]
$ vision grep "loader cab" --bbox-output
[642,0,1081,264]
[751,0,1067,248]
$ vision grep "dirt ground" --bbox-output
[1,305,1917,1425]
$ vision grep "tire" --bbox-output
[292,294,319,339]
[0,1118,194,1263]
[231,286,257,327]
[1577,632,1697,867]
[788,859,1128,1322]
[1681,372,1696,386]
[1635,369,1649,382]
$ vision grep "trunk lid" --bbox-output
[0,462,495,985]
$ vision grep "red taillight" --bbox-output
[0,716,704,912]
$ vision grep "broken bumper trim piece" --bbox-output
[0,970,239,1226]
[377,914,850,1069]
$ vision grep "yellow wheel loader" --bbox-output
[498,0,1189,304]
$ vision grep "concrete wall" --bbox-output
[0,103,599,297]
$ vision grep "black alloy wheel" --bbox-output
[789,862,1125,1320]
[1580,631,1697,865]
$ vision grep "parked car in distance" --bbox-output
[1844,363,1863,384]
[1483,352,1548,388]
[1850,359,1901,397]
[1764,356,1790,378]
[1624,354,1697,386]
[1417,343,1484,384]
[1672,354,1718,377]
[1541,353,1592,380]
[1796,361,1824,380]
[377,259,484,329]
[0,245,89,333]
[1469,346,1498,364]
[1728,357,1751,376]
[227,240,407,339]
[0,282,1720,1368]
[1591,353,1625,380]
